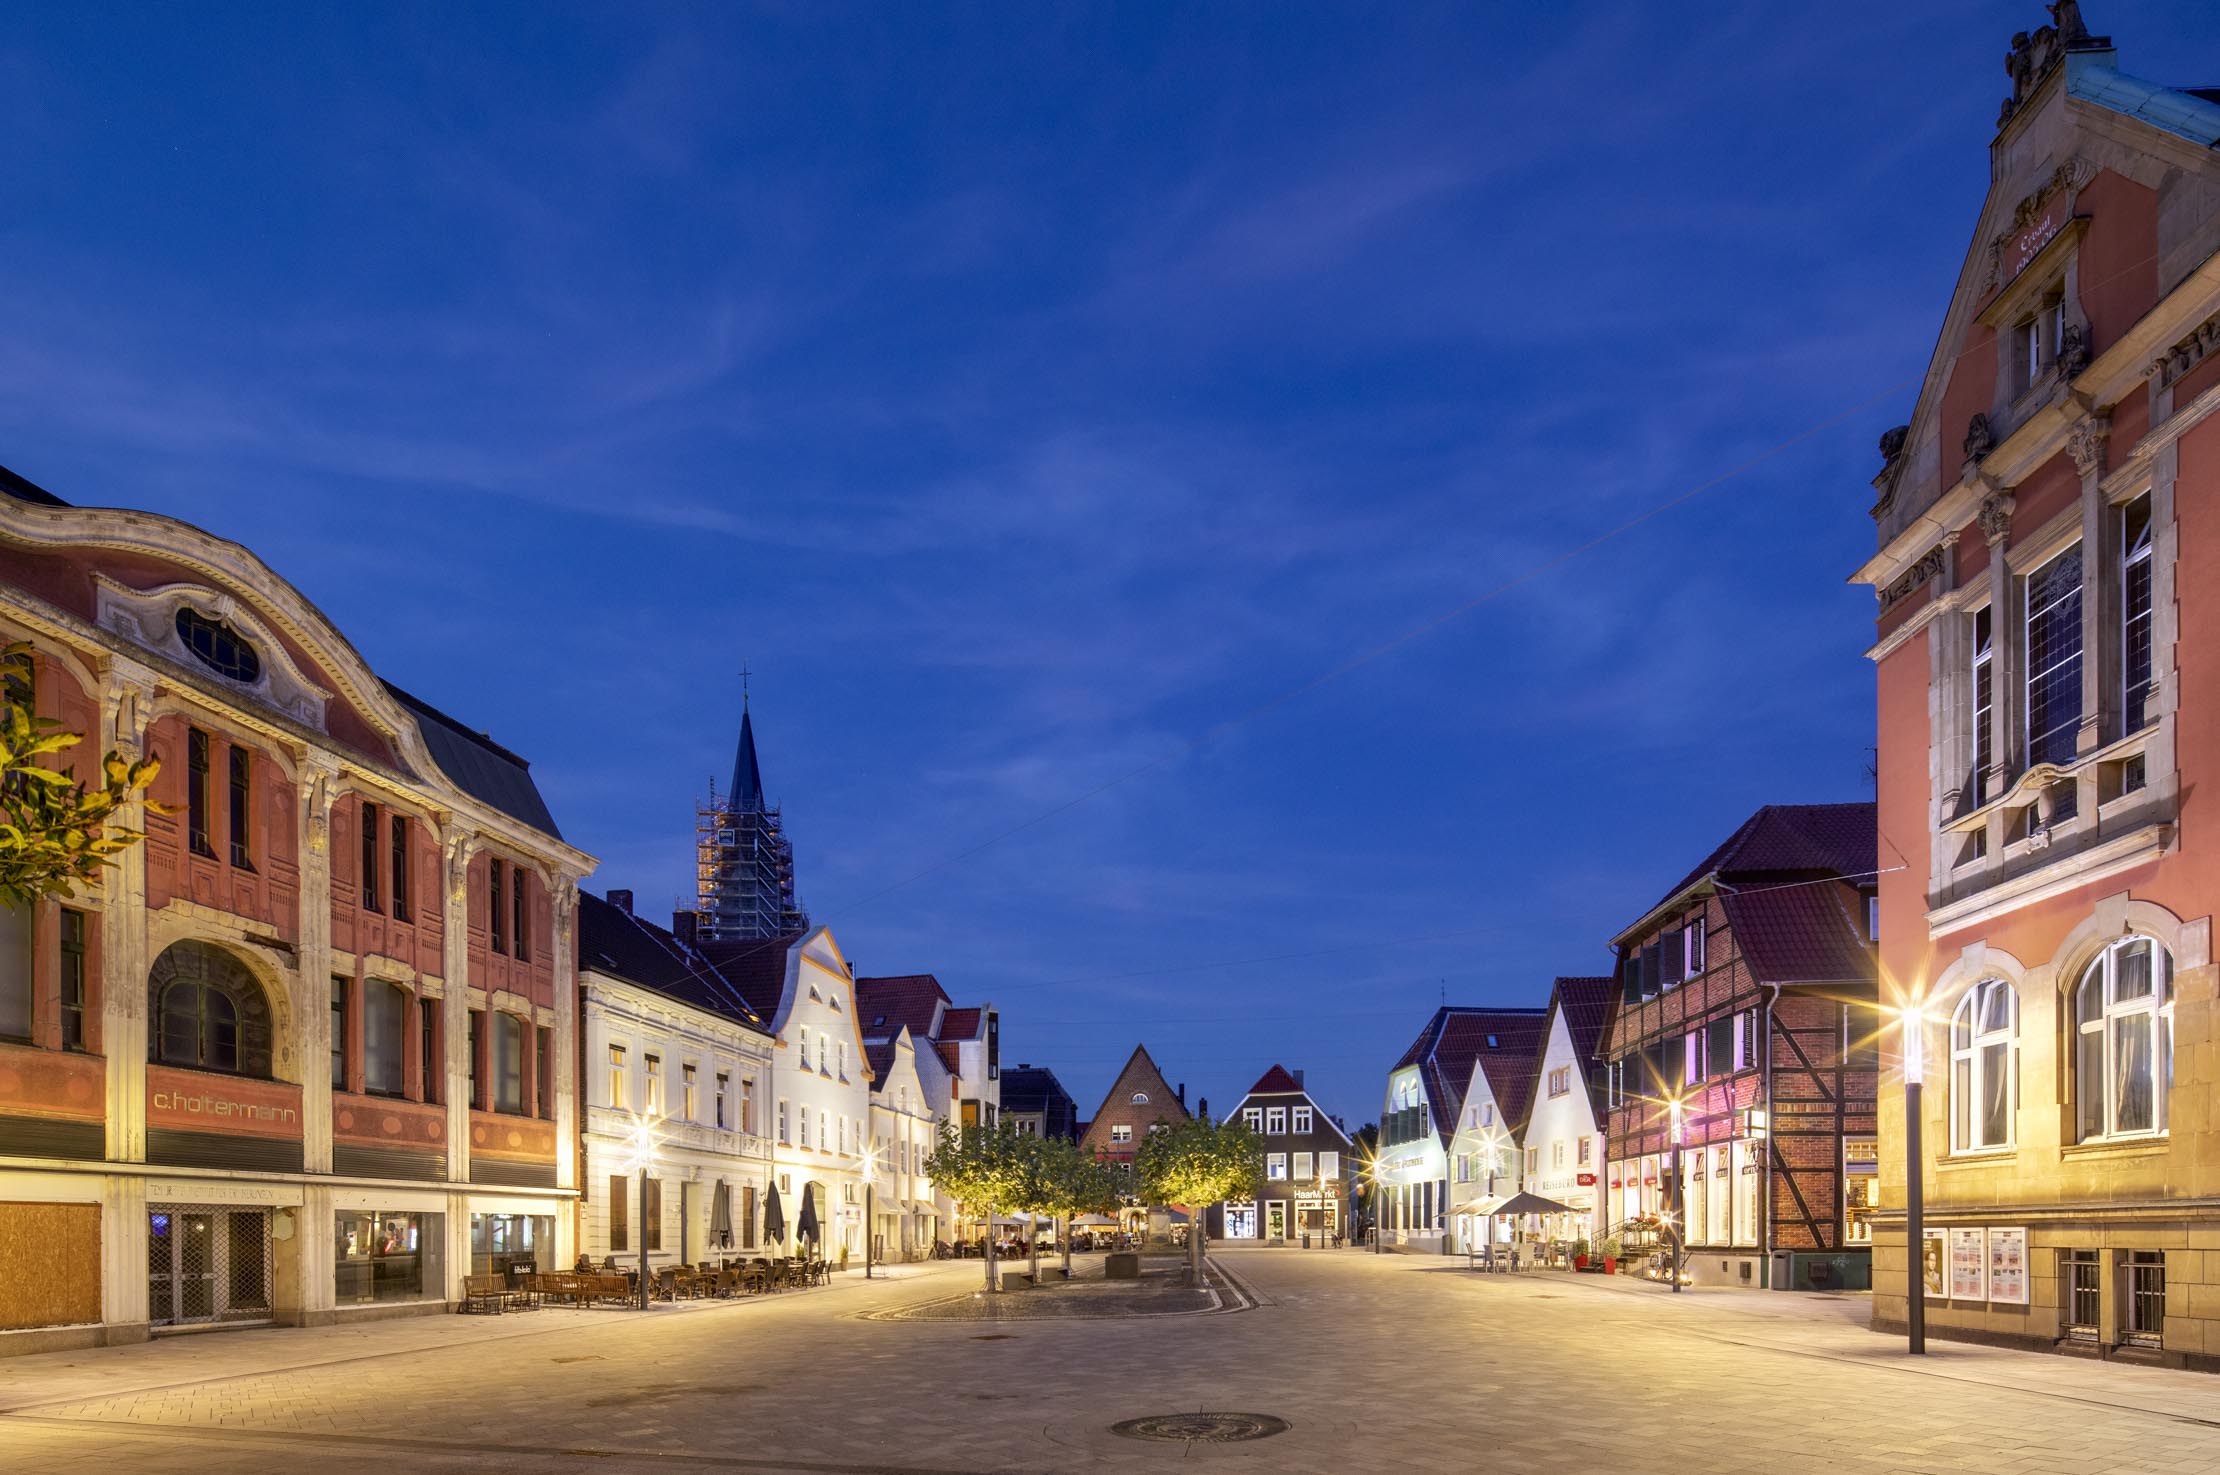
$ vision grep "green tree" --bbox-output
[924,1119,1034,1290]
[1136,1117,1265,1281]
[1032,1139,1120,1279]
[0,645,162,908]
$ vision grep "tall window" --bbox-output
[2122,495,2154,733]
[644,1053,662,1114]
[1685,918,1706,975]
[1971,605,1993,804]
[608,1174,629,1252]
[493,1013,525,1114]
[151,942,272,1077]
[537,1027,553,1118]
[187,727,214,858]
[512,867,529,962]
[1293,1106,1314,1134]
[682,1062,698,1122]
[390,814,412,923]
[360,802,381,913]
[59,907,87,1051]
[799,1102,810,1147]
[365,980,407,1096]
[420,997,440,1104]
[227,746,254,870]
[0,903,32,1041]
[488,859,506,955]
[468,1010,484,1109]
[778,1099,789,1143]
[329,976,348,1089]
[2025,546,2083,768]
[2074,936,2173,1141]
[715,1071,729,1129]
[1949,978,2017,1153]
[1266,1107,1286,1135]
[608,1044,626,1109]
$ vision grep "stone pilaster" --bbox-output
[297,755,341,1174]
[99,656,158,1169]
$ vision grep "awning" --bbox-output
[1073,1214,1118,1226]
[1480,1191,1578,1218]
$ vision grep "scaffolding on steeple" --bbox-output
[691,683,807,942]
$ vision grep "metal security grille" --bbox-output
[149,1206,273,1328]
[2065,1250,2101,1340]
[2125,1251,2165,1347]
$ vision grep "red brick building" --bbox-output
[1603,804,1878,1290]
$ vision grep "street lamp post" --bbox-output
[1370,1155,1383,1256]
[624,1120,657,1312]
[863,1141,877,1280]
[1667,1097,1684,1295]
[1904,1005,1926,1355]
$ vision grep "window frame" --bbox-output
[1948,978,2018,1155]
[1971,603,1994,805]
[360,801,381,914]
[2073,935,2173,1143]
[1293,1105,1314,1134]
[58,906,87,1052]
[0,903,33,1044]
[2024,544,2085,770]
[2121,494,2155,734]
[363,979,408,1098]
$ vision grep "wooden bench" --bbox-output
[460,1274,507,1314]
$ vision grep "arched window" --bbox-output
[1130,1092,1149,1105]
[148,940,273,1077]
[2074,936,2173,1141]
[364,980,408,1097]
[1949,979,2017,1152]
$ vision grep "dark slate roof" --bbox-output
[1393,1007,1549,1147]
[0,462,69,507]
[1628,802,1875,936]
[1548,976,1618,1121]
[854,975,949,1041]
[999,1065,1073,1115]
[383,681,562,840]
[864,1041,899,1084]
[1721,885,1876,988]
[730,706,766,812]
[1246,1064,1303,1096]
[696,933,802,1022]
[1459,1012,1553,1137]
[578,891,766,1031]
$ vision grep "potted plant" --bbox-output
[1599,1233,1622,1275]
[1572,1237,1593,1271]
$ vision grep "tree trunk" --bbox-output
[1029,1216,1040,1285]
[985,1211,998,1292]
[1061,1214,1072,1278]
[1191,1211,1203,1281]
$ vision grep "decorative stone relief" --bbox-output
[1997,5,2107,129]
[1870,424,1912,520]
[2056,321,2091,380]
[2154,310,2220,390]
[1980,156,2094,293]
[1977,492,2017,545]
[1963,413,1996,464]
[2067,416,2110,478]
[94,578,330,730]
[1879,542,1950,614]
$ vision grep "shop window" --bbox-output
[2025,546,2084,769]
[150,941,273,1077]
[59,907,87,1051]
[336,1211,440,1305]
[0,903,30,1042]
[471,1212,548,1277]
[2074,936,2174,1141]
[1950,979,2018,1152]
[364,981,407,1097]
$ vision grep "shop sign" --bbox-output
[1576,1173,1597,1186]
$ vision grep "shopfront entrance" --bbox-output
[149,1205,272,1328]
[1265,1201,1287,1240]
[1295,1198,1339,1237]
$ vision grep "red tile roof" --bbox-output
[934,1040,964,1076]
[1720,884,1876,988]
[939,1006,983,1040]
[1246,1064,1302,1095]
[1394,1007,1549,1146]
[854,974,949,1041]
[1628,802,1876,937]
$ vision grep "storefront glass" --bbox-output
[470,1212,552,1276]
[336,1211,443,1304]
[1224,1203,1256,1238]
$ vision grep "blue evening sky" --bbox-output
[4,3,2211,1129]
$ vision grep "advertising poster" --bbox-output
[1948,1226,1987,1302]
[1987,1227,2029,1306]
[1921,1227,1947,1299]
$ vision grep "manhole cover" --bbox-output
[1110,1412,1289,1444]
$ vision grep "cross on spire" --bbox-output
[739,662,751,709]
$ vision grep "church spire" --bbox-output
[694,673,807,943]
[730,705,765,814]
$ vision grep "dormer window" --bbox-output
[175,607,261,684]
[1130,1091,1148,1105]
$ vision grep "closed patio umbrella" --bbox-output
[763,1182,787,1247]
[796,1185,821,1248]
[710,1181,734,1262]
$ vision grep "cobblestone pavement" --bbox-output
[11,1249,2220,1472]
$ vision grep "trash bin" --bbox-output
[1301,1232,1311,1249]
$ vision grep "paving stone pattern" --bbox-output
[9,1250,2220,1471]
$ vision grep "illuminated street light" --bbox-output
[621,1116,661,1311]
[1901,998,1927,1356]
[1666,1094,1685,1295]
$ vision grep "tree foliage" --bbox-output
[1135,1117,1264,1210]
[0,645,162,908]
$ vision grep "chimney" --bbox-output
[607,889,633,916]
[673,911,698,948]
[1293,1069,1305,1089]
[1177,1082,1186,1107]
[1198,1096,1209,1122]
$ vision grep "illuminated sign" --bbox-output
[152,1090,297,1126]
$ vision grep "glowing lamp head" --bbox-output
[1902,1004,1926,1086]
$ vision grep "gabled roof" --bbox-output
[864,1041,898,1082]
[1544,976,1617,1123]
[933,1040,964,1076]
[1229,1064,1352,1144]
[999,1065,1074,1115]
[1624,802,1875,940]
[1393,1007,1549,1147]
[382,681,562,840]
[1721,885,1876,989]
[695,933,803,1022]
[578,892,767,1032]
[1246,1064,1303,1096]
[853,974,949,1041]
[939,1006,983,1040]
[1460,1012,1553,1139]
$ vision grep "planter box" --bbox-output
[1105,1253,1141,1280]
